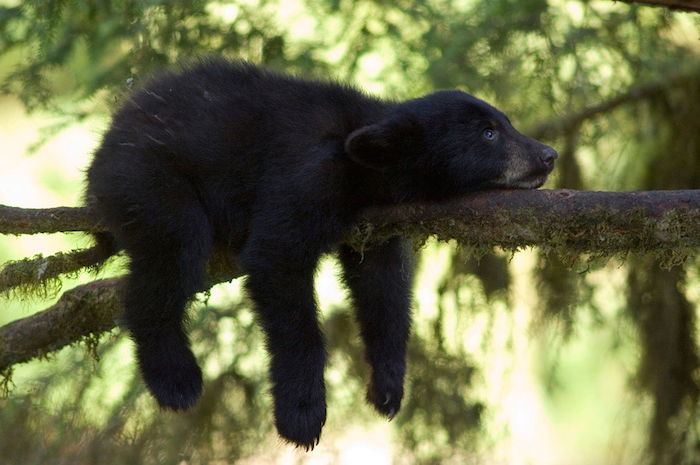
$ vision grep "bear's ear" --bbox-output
[344,114,420,170]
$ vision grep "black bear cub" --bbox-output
[86,58,556,449]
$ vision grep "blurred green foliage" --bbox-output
[0,0,699,463]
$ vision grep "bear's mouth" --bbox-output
[509,174,549,189]
[495,149,555,190]
[507,157,556,189]
[490,170,550,190]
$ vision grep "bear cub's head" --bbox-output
[345,90,557,200]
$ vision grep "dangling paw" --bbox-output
[273,378,327,450]
[366,369,404,420]
[137,343,203,411]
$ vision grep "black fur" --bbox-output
[85,58,556,449]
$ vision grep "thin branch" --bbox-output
[0,205,100,235]
[1,188,699,371]
[611,0,700,12]
[0,248,111,297]
[529,66,700,140]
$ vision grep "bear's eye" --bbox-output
[483,128,496,141]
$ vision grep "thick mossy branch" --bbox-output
[0,278,122,371]
[1,189,699,297]
[348,189,700,255]
[0,271,244,373]
[2,189,700,249]
[0,188,699,373]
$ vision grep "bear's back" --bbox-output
[101,59,383,170]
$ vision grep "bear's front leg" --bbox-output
[338,236,415,419]
[239,240,327,450]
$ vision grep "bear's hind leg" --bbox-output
[238,227,329,450]
[339,237,415,419]
[118,203,213,411]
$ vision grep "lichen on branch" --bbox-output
[0,188,699,381]
[0,249,115,299]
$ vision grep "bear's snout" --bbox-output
[540,146,558,170]
[492,135,557,190]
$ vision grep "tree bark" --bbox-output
[0,278,122,372]
[0,205,99,235]
[353,189,700,252]
[2,189,700,249]
[1,188,699,372]
[610,0,700,12]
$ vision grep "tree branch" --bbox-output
[611,0,700,12]
[529,66,700,140]
[353,189,700,252]
[0,278,122,371]
[0,205,100,235]
[0,249,110,297]
[3,189,700,248]
[1,188,699,372]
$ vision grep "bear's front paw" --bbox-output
[273,387,327,451]
[137,345,203,411]
[367,370,404,420]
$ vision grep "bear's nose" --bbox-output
[540,146,558,168]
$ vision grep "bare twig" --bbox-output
[529,66,700,140]
[611,0,700,12]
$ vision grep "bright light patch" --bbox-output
[337,426,393,465]
[206,3,239,24]
[358,52,385,79]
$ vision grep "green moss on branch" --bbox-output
[1,189,699,376]
[0,248,114,299]
[349,189,700,266]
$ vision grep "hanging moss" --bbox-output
[628,259,699,463]
[0,248,117,300]
[625,75,700,464]
[533,254,581,335]
[349,189,700,270]
[0,367,13,398]
[0,254,67,300]
[461,251,511,301]
[80,332,103,364]
[535,129,584,332]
